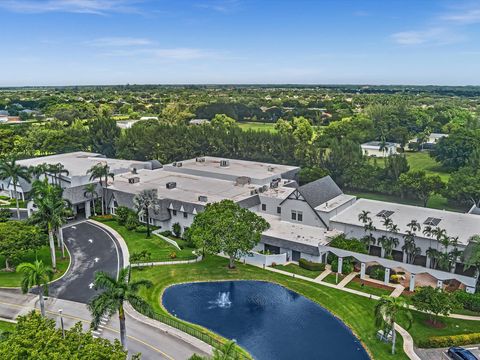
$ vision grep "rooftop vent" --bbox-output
[131,167,137,174]
[236,176,251,186]
[166,182,177,189]
[376,210,394,218]
[198,195,208,202]
[267,166,275,172]
[172,161,183,167]
[424,217,441,226]
[128,176,140,184]
[270,178,281,188]
[196,157,206,163]
[220,159,229,167]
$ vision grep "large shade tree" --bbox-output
[17,260,53,317]
[88,268,153,351]
[188,200,270,268]
[0,158,30,219]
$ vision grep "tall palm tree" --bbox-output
[358,210,371,225]
[17,260,53,317]
[402,231,421,264]
[0,158,30,219]
[47,163,69,186]
[374,296,412,355]
[87,162,114,215]
[133,189,161,238]
[463,235,480,289]
[29,179,69,271]
[88,268,153,350]
[84,183,99,217]
[29,163,50,180]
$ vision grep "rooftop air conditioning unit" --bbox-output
[257,187,265,193]
[250,190,256,196]
[131,167,138,174]
[198,195,208,202]
[262,185,268,192]
[166,182,177,189]
[196,157,206,163]
[128,177,140,184]
[267,166,275,172]
[177,162,183,168]
[220,159,229,167]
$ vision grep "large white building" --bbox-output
[10,152,480,293]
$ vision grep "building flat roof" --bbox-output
[260,213,339,247]
[330,198,480,246]
[17,152,150,178]
[164,156,299,183]
[361,141,397,149]
[110,168,257,205]
[315,193,356,212]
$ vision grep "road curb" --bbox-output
[87,220,130,268]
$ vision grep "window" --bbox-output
[149,217,155,225]
[139,215,146,223]
[172,210,177,216]
[424,217,441,226]
[183,212,188,218]
[291,210,303,222]
[261,204,266,211]
[277,206,281,214]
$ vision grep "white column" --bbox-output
[436,280,443,289]
[409,274,416,292]
[360,262,366,280]
[466,286,475,294]
[384,268,390,285]
[85,201,91,218]
[21,191,24,201]
[337,257,343,274]
[426,257,431,268]
[380,248,385,258]
[402,252,407,263]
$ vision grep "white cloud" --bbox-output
[0,0,140,15]
[391,27,463,46]
[196,0,241,13]
[441,8,480,24]
[87,37,152,47]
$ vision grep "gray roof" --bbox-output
[298,176,343,208]
[237,195,260,209]
[148,160,163,170]
[63,184,102,205]
[166,199,204,214]
[469,205,480,215]
[261,234,320,256]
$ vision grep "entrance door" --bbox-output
[292,250,301,262]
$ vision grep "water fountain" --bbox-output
[209,291,232,308]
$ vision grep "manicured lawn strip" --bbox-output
[345,279,394,297]
[94,219,197,262]
[452,308,480,317]
[0,321,15,332]
[238,122,277,133]
[0,247,69,287]
[131,256,409,360]
[272,263,322,279]
[404,152,450,182]
[322,273,344,285]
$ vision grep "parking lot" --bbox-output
[417,345,480,360]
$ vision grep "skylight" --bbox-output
[424,217,441,226]
[376,210,394,218]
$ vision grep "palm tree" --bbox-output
[358,210,371,225]
[88,162,114,215]
[0,158,30,219]
[29,179,69,270]
[29,163,50,180]
[190,341,240,360]
[17,260,53,317]
[84,183,99,217]
[374,296,412,355]
[88,268,153,350]
[133,189,161,238]
[402,231,421,264]
[378,235,399,258]
[463,235,480,289]
[47,163,69,186]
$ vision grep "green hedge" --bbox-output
[453,291,480,313]
[298,258,325,271]
[418,333,480,348]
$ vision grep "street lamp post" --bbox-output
[59,309,65,339]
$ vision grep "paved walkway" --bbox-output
[390,285,405,298]
[313,268,331,282]
[337,272,357,288]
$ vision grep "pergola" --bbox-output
[319,245,477,293]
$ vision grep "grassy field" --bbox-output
[132,256,407,360]
[0,247,69,287]
[322,273,344,285]
[272,263,322,279]
[238,122,277,132]
[345,279,394,297]
[0,320,15,333]
[404,152,451,182]
[94,218,197,262]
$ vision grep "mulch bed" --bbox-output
[351,276,395,291]
[424,318,447,329]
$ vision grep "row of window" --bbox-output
[172,209,188,218]
[260,204,303,222]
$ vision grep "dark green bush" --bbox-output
[115,206,135,225]
[453,291,480,313]
[329,234,367,254]
[331,258,354,274]
[135,225,148,233]
[299,258,325,271]
[125,213,139,231]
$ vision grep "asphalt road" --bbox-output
[48,221,122,304]
[417,346,480,359]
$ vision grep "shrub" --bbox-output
[160,230,172,237]
[299,258,326,271]
[0,208,12,222]
[91,214,114,221]
[169,251,177,259]
[271,262,277,267]
[329,234,367,254]
[172,222,182,238]
[418,333,480,348]
[115,206,134,226]
[125,214,139,231]
[331,258,353,274]
[453,291,480,313]
[135,225,148,233]
[370,267,385,281]
[390,274,401,284]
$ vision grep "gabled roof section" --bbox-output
[298,176,343,209]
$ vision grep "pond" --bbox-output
[162,280,370,360]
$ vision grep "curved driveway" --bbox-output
[49,221,122,304]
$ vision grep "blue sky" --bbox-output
[1,0,480,86]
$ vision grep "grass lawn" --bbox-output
[0,320,15,332]
[272,263,322,279]
[94,219,197,262]
[0,247,70,287]
[404,152,451,182]
[345,278,394,297]
[348,191,465,213]
[322,273,344,285]
[0,199,27,209]
[238,122,277,133]
[132,256,408,360]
